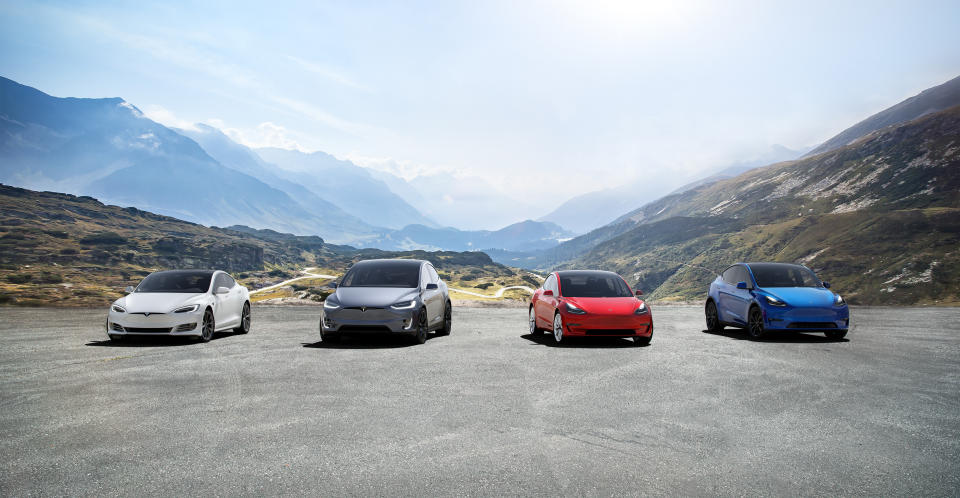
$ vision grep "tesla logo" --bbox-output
[361,307,367,312]
[144,313,151,317]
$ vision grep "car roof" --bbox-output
[352,258,426,266]
[149,269,216,275]
[556,270,620,277]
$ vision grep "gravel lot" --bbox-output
[1,305,958,496]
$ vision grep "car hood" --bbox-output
[565,296,641,314]
[117,293,207,313]
[761,287,836,307]
[333,287,420,308]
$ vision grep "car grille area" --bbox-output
[584,329,637,336]
[787,322,838,329]
[337,325,394,333]
[120,327,174,333]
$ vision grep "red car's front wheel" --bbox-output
[553,313,564,344]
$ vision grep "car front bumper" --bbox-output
[320,306,418,334]
[762,305,849,332]
[562,312,653,337]
[107,310,204,337]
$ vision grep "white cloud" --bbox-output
[142,104,199,131]
[211,120,305,151]
[284,54,370,92]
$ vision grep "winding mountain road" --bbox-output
[249,268,337,295]
[449,285,535,299]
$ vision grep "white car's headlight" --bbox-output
[390,300,416,310]
[835,294,845,306]
[172,304,199,313]
[111,304,126,313]
[323,299,340,310]
[764,295,787,307]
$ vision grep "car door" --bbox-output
[717,266,739,322]
[536,274,558,328]
[425,264,444,325]
[421,264,443,326]
[222,273,243,327]
[212,273,239,328]
[729,265,754,324]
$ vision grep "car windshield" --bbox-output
[136,271,212,293]
[559,272,633,298]
[340,261,420,288]
[748,263,822,288]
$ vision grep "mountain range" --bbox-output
[511,75,960,305]
[0,76,571,251]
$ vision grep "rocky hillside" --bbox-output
[544,105,960,305]
[0,185,530,307]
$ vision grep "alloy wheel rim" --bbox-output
[750,310,762,336]
[529,310,535,333]
[707,304,717,328]
[242,306,250,331]
[553,315,563,342]
[419,312,428,340]
[203,312,213,340]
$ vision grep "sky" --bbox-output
[1,0,959,227]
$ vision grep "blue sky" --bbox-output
[1,0,959,220]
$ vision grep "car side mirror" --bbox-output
[635,289,643,297]
[216,286,230,295]
[543,289,554,297]
[822,281,831,289]
[329,281,338,288]
[425,283,439,290]
[736,282,748,290]
[125,286,135,294]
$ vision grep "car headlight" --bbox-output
[835,294,845,306]
[111,304,126,313]
[390,300,416,310]
[323,299,340,310]
[764,295,787,307]
[634,301,649,315]
[172,304,199,313]
[564,302,586,314]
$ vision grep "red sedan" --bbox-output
[529,270,653,346]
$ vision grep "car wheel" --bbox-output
[320,331,340,343]
[199,308,214,343]
[705,300,723,332]
[553,313,564,344]
[413,308,428,344]
[825,330,847,340]
[233,302,251,334]
[529,307,542,335]
[436,302,452,336]
[747,306,766,340]
[633,333,652,346]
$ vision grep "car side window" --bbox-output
[543,274,555,292]
[420,265,429,288]
[223,274,236,288]
[427,265,440,284]
[722,266,737,284]
[736,266,753,287]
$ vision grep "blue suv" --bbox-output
[705,262,849,340]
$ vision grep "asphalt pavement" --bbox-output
[0,305,958,496]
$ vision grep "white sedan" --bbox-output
[107,270,251,342]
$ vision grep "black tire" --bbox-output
[436,302,452,336]
[321,332,340,343]
[825,330,847,340]
[199,308,215,343]
[413,308,428,344]
[633,333,652,346]
[233,302,251,334]
[529,307,542,335]
[705,300,723,332]
[552,312,564,344]
[747,306,766,340]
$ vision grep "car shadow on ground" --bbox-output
[85,332,239,347]
[302,333,437,349]
[701,328,850,343]
[520,332,647,348]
